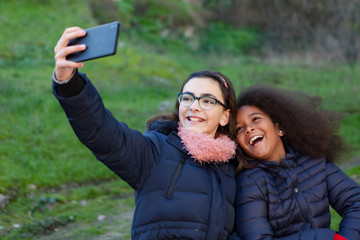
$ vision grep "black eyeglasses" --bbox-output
[177,92,228,111]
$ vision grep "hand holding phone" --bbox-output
[54,26,85,81]
[66,21,120,62]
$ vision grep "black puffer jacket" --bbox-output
[53,72,237,240]
[234,149,360,240]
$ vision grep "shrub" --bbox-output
[199,21,261,55]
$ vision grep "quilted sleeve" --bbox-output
[327,162,360,240]
[235,173,273,239]
[53,72,162,190]
[235,173,336,240]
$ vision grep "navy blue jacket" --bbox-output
[234,149,360,240]
[53,72,237,239]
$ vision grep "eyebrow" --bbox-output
[236,112,262,124]
[249,112,262,117]
[183,91,218,98]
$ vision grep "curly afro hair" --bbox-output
[236,85,347,167]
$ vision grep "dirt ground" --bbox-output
[37,210,134,240]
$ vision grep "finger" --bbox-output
[56,59,84,69]
[55,44,87,60]
[63,26,83,35]
[54,29,86,53]
[55,30,86,53]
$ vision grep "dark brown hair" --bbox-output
[236,85,347,168]
[146,70,238,142]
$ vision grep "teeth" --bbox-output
[188,117,203,122]
[250,135,263,146]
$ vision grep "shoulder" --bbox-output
[235,171,267,208]
[237,167,269,184]
[236,167,269,198]
[147,120,178,135]
[296,155,327,177]
[325,161,342,175]
[325,161,358,189]
[145,120,178,142]
[297,154,326,167]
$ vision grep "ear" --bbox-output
[275,123,284,136]
[220,109,230,126]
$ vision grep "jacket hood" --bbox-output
[147,120,178,135]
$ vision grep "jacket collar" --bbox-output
[147,119,178,135]
[167,131,187,154]
[251,147,298,171]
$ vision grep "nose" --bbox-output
[245,125,254,134]
[189,99,201,111]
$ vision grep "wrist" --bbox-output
[53,69,85,98]
[53,69,76,84]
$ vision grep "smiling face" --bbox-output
[179,77,230,137]
[236,105,286,163]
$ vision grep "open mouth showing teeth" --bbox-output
[249,135,263,146]
[187,117,203,122]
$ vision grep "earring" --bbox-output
[279,130,283,134]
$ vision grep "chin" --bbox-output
[248,153,265,161]
[185,125,203,133]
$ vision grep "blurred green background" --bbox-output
[0,0,359,239]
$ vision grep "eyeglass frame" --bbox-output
[177,92,228,111]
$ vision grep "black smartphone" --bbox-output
[66,21,120,62]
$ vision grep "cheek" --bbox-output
[212,109,226,123]
[236,135,245,148]
[178,106,186,122]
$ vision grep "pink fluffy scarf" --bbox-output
[177,123,236,164]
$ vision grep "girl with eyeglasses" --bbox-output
[53,27,239,240]
[234,85,360,240]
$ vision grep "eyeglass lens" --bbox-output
[178,93,217,110]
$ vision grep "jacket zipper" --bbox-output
[210,163,225,240]
[167,154,186,196]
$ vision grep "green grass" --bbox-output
[2,180,134,239]
[0,0,359,238]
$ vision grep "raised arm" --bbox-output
[52,27,161,190]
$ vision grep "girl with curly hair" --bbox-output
[234,85,360,240]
